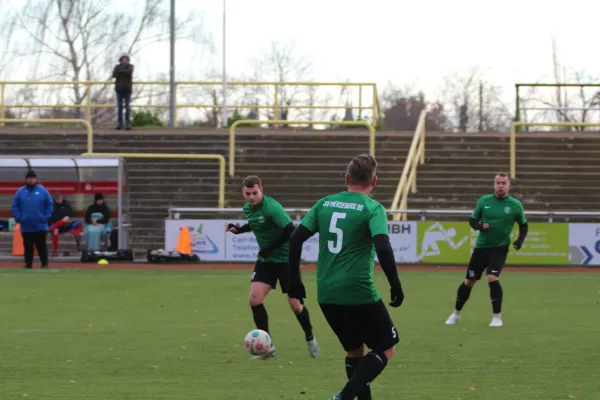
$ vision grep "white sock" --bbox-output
[453,310,461,316]
[493,313,502,319]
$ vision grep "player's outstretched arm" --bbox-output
[258,222,295,259]
[226,223,251,234]
[287,224,314,299]
[373,234,404,308]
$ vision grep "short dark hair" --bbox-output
[242,175,262,189]
[347,154,377,186]
[495,173,510,182]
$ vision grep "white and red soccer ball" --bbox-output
[244,329,272,355]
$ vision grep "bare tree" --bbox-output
[442,68,512,132]
[520,39,600,130]
[7,0,208,123]
[248,41,314,125]
[381,83,447,131]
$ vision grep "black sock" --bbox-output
[295,306,314,341]
[345,357,372,400]
[251,304,269,335]
[340,351,387,399]
[489,280,503,314]
[455,282,473,311]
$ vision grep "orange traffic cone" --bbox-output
[12,224,39,257]
[12,223,23,256]
[176,225,192,255]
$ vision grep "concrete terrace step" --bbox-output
[5,129,599,254]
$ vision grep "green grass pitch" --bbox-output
[0,267,598,399]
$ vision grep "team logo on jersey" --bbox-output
[504,207,511,214]
[257,216,265,223]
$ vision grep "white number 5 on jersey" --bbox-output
[328,212,347,254]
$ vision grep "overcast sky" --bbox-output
[2,0,599,106]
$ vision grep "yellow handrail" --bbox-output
[0,81,381,128]
[390,111,427,221]
[81,152,226,208]
[510,122,600,179]
[0,118,93,153]
[228,120,376,177]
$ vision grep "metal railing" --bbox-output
[81,152,227,208]
[510,122,600,179]
[168,207,600,223]
[228,119,376,177]
[390,110,427,221]
[0,81,380,128]
[0,118,94,153]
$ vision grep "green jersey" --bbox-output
[243,195,292,263]
[471,194,527,248]
[301,191,389,305]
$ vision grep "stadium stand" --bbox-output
[0,129,410,255]
[2,127,600,256]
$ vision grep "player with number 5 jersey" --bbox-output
[287,154,404,400]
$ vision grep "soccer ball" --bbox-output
[244,329,272,355]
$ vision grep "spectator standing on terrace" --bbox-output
[11,170,53,269]
[112,52,134,130]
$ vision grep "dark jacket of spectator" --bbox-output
[113,54,134,93]
[85,193,111,225]
[50,198,73,224]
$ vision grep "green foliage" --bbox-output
[227,109,258,128]
[131,110,164,127]
[328,113,383,130]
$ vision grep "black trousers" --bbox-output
[21,231,49,267]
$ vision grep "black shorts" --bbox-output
[319,299,399,352]
[466,246,509,280]
[251,260,289,293]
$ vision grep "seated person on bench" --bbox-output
[48,193,83,256]
[84,193,112,251]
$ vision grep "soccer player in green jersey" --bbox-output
[226,176,319,359]
[445,173,528,328]
[287,154,404,400]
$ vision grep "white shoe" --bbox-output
[307,337,320,358]
[250,345,276,360]
[445,311,460,325]
[489,314,503,327]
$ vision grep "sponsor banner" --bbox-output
[568,224,600,265]
[81,181,120,194]
[416,221,568,265]
[0,181,119,195]
[164,219,418,262]
[507,223,568,265]
[384,221,418,263]
[164,220,227,261]
[416,221,472,263]
[0,181,79,195]
[224,220,320,262]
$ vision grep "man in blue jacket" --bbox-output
[12,170,54,268]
